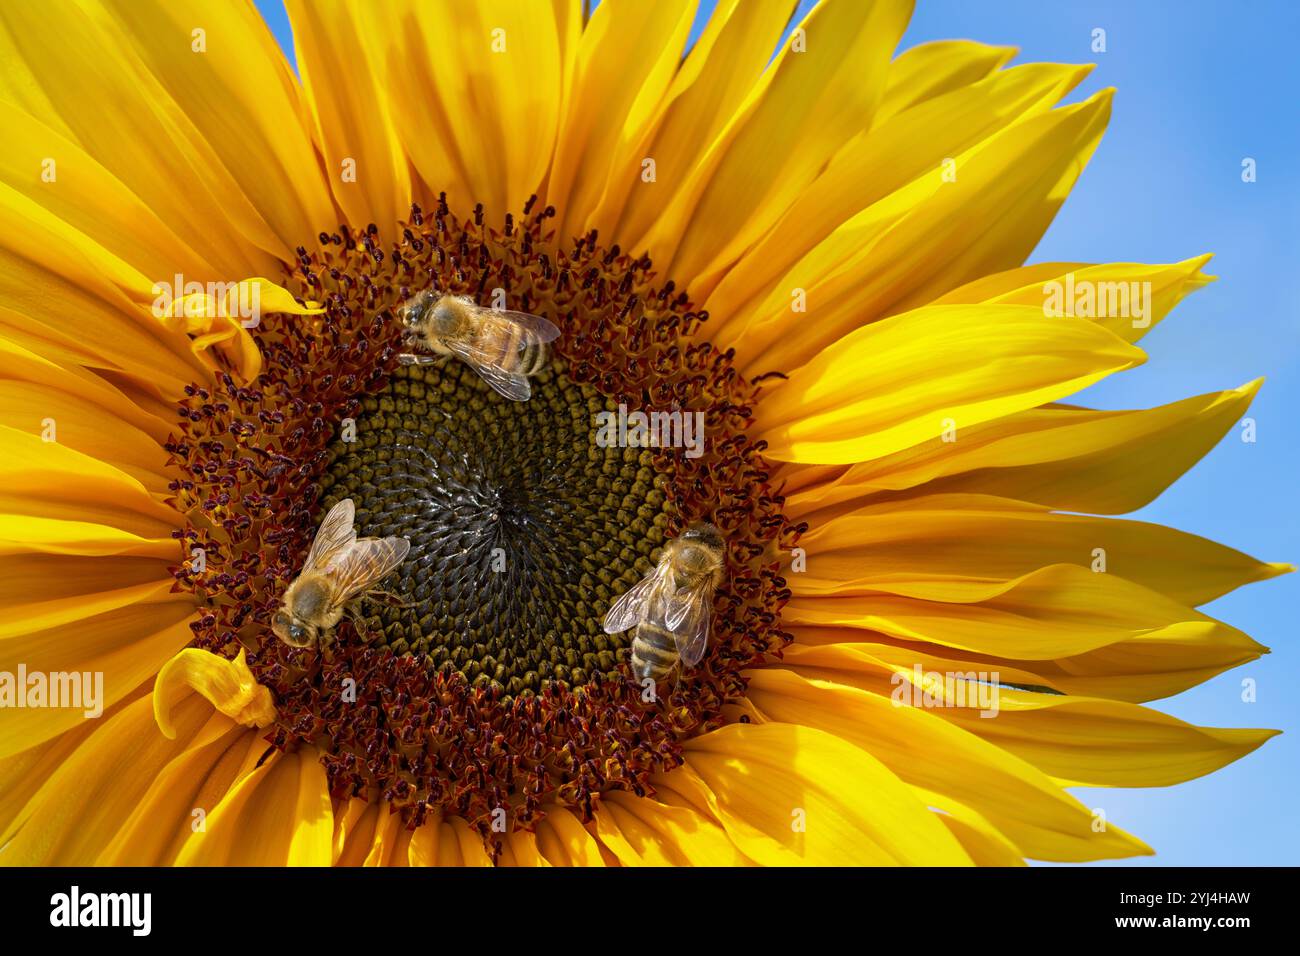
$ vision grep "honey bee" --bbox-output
[602,523,725,683]
[272,498,411,649]
[396,291,561,401]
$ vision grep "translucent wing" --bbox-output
[663,580,693,631]
[665,581,713,668]
[453,309,561,402]
[303,498,357,572]
[455,347,533,402]
[488,310,562,343]
[397,353,441,366]
[602,561,672,634]
[322,536,411,607]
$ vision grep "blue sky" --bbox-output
[253,0,1299,865]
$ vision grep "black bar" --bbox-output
[0,866,1288,940]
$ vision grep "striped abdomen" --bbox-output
[630,619,680,682]
[478,314,551,376]
[629,585,685,681]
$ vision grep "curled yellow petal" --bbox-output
[153,647,276,740]
[156,276,324,380]
[157,276,316,328]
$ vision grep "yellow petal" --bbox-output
[0,245,209,395]
[443,815,493,867]
[374,0,573,223]
[332,797,379,865]
[407,814,443,866]
[98,0,340,259]
[591,789,751,866]
[0,140,190,298]
[363,808,413,867]
[707,60,1092,344]
[0,690,216,863]
[158,276,323,381]
[0,303,180,418]
[0,335,171,481]
[285,0,412,232]
[498,827,551,868]
[787,493,1287,607]
[0,515,175,559]
[745,667,1151,861]
[434,820,465,866]
[875,40,1017,123]
[0,599,194,758]
[0,686,138,840]
[0,99,216,281]
[782,634,1271,728]
[0,0,332,273]
[585,0,795,244]
[921,792,1027,866]
[940,692,1278,789]
[98,720,266,865]
[175,747,333,866]
[153,647,277,740]
[0,105,319,383]
[547,0,696,239]
[788,561,1263,663]
[0,420,179,535]
[753,306,1144,464]
[933,255,1216,343]
[681,722,972,865]
[0,561,173,640]
[785,380,1263,516]
[535,807,607,866]
[734,90,1114,374]
[641,0,913,296]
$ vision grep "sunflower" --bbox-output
[0,0,1285,868]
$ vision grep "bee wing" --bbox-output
[453,346,534,402]
[489,309,562,343]
[303,498,357,572]
[452,310,560,402]
[665,582,713,668]
[602,561,671,634]
[322,536,411,606]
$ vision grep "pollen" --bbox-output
[164,195,801,854]
[319,358,665,695]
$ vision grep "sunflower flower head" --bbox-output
[164,197,797,841]
[0,0,1284,868]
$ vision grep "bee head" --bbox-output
[272,609,315,648]
[396,290,435,331]
[428,296,468,344]
[681,522,724,551]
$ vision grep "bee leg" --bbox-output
[661,663,686,702]
[367,588,418,609]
